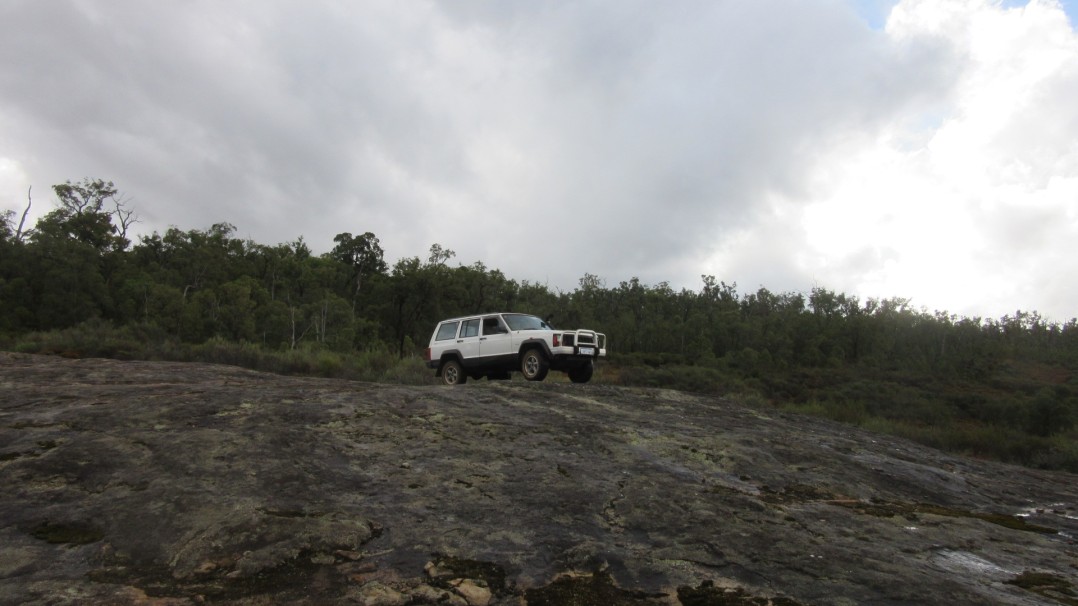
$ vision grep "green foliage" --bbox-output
[9,322,435,385]
[4,177,1078,473]
[0,209,14,242]
[783,398,868,425]
[378,356,432,385]
[35,179,127,252]
[621,363,727,392]
[1026,387,1074,437]
[11,319,168,360]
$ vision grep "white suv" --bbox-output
[423,313,606,385]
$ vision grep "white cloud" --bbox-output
[714,0,1078,320]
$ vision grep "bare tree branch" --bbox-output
[112,194,139,243]
[15,186,32,241]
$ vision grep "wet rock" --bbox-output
[2,352,1077,605]
[410,583,468,606]
[348,581,406,606]
[451,578,492,606]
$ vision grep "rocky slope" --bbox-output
[1,352,1076,605]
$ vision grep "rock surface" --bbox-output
[1,352,1077,605]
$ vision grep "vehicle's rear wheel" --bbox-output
[520,349,549,381]
[441,359,466,385]
[568,361,594,384]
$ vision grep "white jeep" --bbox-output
[423,313,607,385]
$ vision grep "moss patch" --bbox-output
[840,501,1057,534]
[678,580,805,605]
[523,571,665,605]
[760,483,843,504]
[1005,571,1078,605]
[761,485,1057,534]
[88,549,345,602]
[30,521,104,545]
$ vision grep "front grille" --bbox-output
[561,331,604,350]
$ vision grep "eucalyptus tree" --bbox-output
[330,232,387,313]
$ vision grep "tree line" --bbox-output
[2,179,1076,367]
[2,179,1077,468]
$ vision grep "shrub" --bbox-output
[1025,387,1075,437]
[380,357,435,385]
[617,363,728,393]
[10,319,165,360]
[781,397,867,424]
[314,351,343,377]
[1029,434,1078,472]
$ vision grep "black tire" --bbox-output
[441,359,466,385]
[520,348,549,381]
[568,361,594,384]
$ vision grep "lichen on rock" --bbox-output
[1,353,1077,605]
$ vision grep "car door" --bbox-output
[479,315,513,364]
[456,318,482,367]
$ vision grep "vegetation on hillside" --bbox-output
[2,179,1076,471]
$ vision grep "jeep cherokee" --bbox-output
[424,313,606,385]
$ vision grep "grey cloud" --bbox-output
[0,2,920,239]
[2,0,1067,319]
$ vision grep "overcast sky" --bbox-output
[2,0,1077,321]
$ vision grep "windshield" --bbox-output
[502,313,554,331]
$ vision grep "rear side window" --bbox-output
[482,316,507,335]
[435,322,459,341]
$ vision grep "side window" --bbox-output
[482,316,507,335]
[435,321,459,341]
[461,319,480,338]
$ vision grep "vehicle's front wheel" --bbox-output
[441,359,466,385]
[520,349,549,381]
[568,361,594,384]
